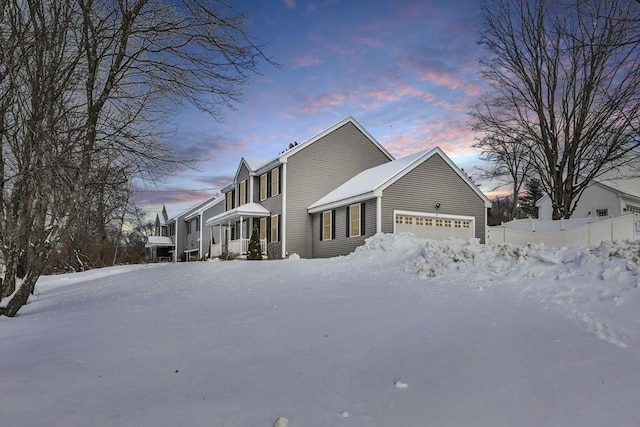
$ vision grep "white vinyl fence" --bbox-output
[487,214,639,247]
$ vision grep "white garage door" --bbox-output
[394,211,474,240]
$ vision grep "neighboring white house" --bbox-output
[536,152,640,220]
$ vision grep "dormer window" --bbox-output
[239,180,247,205]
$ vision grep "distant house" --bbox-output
[146,195,225,262]
[536,152,640,220]
[205,116,491,259]
[145,205,173,262]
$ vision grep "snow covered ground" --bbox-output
[1,234,639,427]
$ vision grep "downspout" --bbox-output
[281,162,287,258]
[199,213,203,259]
[174,222,179,263]
[376,196,382,234]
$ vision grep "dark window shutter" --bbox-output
[331,210,336,240]
[267,172,272,198]
[319,213,323,241]
[278,166,282,194]
[361,203,366,235]
[346,206,350,237]
[266,216,271,243]
[278,215,281,242]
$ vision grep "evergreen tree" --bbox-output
[247,228,262,260]
[519,179,543,218]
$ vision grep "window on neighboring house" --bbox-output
[239,180,247,205]
[270,215,279,242]
[596,209,608,217]
[322,210,333,241]
[271,167,280,197]
[259,217,267,241]
[347,203,363,237]
[625,204,640,214]
[260,174,267,201]
[225,191,234,211]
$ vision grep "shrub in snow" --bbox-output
[288,253,300,260]
[247,228,262,260]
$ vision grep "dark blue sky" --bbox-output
[137,0,489,217]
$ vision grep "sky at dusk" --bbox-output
[135,0,492,218]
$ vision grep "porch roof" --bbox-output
[145,236,174,248]
[205,202,270,226]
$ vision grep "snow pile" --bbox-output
[1,235,638,427]
[349,233,640,348]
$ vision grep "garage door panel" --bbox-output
[394,213,473,240]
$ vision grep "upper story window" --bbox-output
[596,208,608,217]
[260,174,267,201]
[195,217,200,232]
[239,180,247,205]
[271,167,280,197]
[225,191,234,211]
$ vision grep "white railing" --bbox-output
[211,238,268,257]
[210,243,222,257]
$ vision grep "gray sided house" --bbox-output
[146,195,224,262]
[206,116,393,258]
[205,116,491,259]
[308,147,491,258]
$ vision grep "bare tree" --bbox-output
[471,0,640,220]
[1,0,275,316]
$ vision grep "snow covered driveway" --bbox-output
[1,235,639,426]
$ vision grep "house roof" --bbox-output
[167,194,221,223]
[308,147,491,213]
[276,116,394,164]
[205,202,271,226]
[226,116,395,180]
[145,236,174,248]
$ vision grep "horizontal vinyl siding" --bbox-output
[286,122,391,258]
[381,153,487,242]
[237,164,251,206]
[312,198,377,258]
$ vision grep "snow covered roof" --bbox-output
[145,236,174,248]
[308,147,491,213]
[205,202,270,226]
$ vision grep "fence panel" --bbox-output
[488,214,638,247]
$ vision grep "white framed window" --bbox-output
[596,209,608,217]
[404,216,413,225]
[270,214,279,242]
[625,204,640,214]
[260,173,267,201]
[435,218,443,227]
[425,218,433,226]
[239,180,247,205]
[225,191,233,211]
[395,215,404,224]
[322,210,333,241]
[349,204,361,237]
[271,167,280,197]
[259,217,267,241]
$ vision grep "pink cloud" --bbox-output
[290,53,324,68]
[359,37,381,47]
[301,92,347,113]
[419,70,464,90]
[283,0,296,9]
